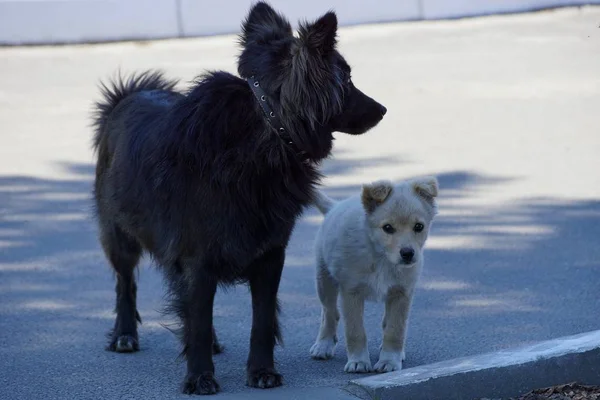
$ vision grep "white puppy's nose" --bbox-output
[400,247,414,263]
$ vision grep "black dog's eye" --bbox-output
[413,223,424,233]
[382,224,395,234]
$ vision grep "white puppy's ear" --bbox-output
[412,176,439,209]
[361,180,393,213]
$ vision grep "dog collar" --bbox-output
[246,76,310,164]
[247,76,287,136]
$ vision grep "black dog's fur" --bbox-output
[92,2,386,395]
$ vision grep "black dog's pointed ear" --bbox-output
[298,11,338,54]
[240,1,292,45]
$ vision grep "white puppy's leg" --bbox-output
[310,260,339,360]
[374,288,413,373]
[340,290,371,373]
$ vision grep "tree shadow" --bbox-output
[1,157,599,397]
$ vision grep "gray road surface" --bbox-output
[1,6,599,399]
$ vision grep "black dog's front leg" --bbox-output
[246,247,285,389]
[182,269,219,395]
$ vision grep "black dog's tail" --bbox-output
[91,70,178,152]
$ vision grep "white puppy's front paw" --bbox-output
[344,360,372,373]
[374,349,404,373]
[310,338,336,360]
[373,358,402,373]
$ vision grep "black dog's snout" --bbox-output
[380,105,387,116]
[400,247,414,263]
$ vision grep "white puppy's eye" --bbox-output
[413,223,424,233]
[382,224,395,234]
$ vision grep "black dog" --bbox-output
[92,1,386,395]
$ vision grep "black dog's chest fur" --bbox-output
[98,72,319,282]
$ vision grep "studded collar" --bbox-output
[246,76,310,164]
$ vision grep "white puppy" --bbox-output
[309,177,438,373]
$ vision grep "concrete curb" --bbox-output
[345,330,600,400]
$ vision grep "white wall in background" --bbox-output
[0,0,599,45]
[0,0,180,44]
[421,0,600,19]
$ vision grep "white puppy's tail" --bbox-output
[313,190,336,215]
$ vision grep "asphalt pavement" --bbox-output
[1,6,599,399]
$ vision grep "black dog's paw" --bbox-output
[182,372,220,395]
[106,334,139,353]
[247,368,283,389]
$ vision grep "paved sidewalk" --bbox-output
[1,6,599,399]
